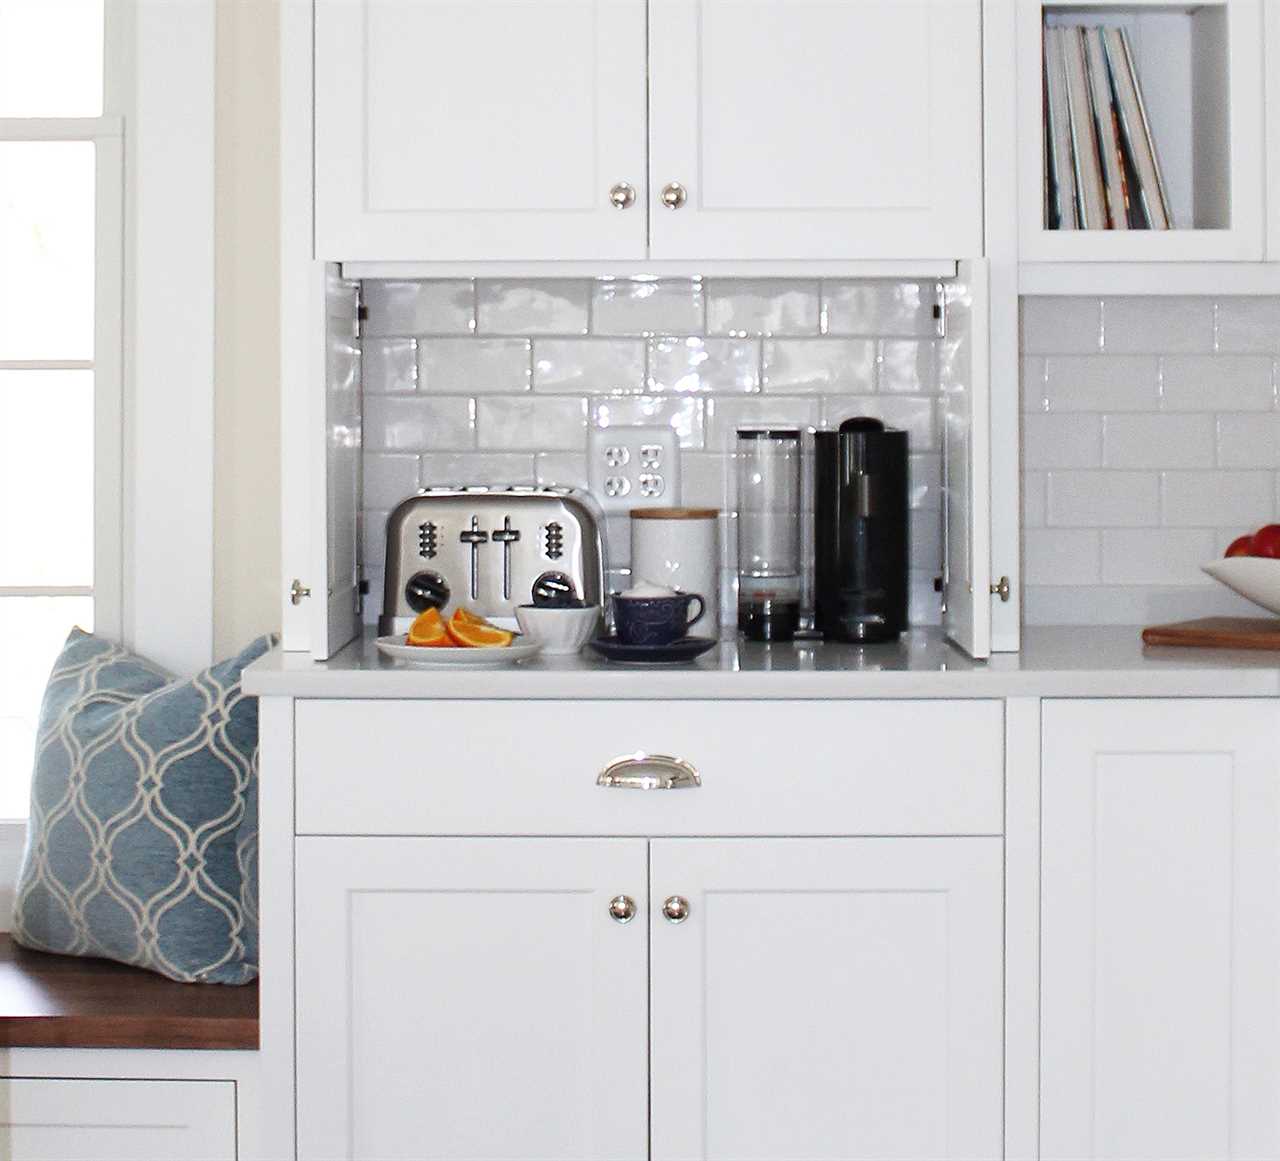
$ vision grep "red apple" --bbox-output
[1250,525,1280,559]
[1225,534,1255,558]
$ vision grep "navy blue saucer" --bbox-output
[589,636,717,665]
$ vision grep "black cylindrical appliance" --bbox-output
[814,417,909,643]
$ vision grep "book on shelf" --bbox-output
[1042,22,1172,231]
[1103,25,1172,230]
[1063,25,1107,229]
[1083,27,1129,231]
[1044,26,1078,230]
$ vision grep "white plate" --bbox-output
[375,635,542,667]
[1202,558,1280,616]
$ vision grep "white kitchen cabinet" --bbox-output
[294,837,649,1161]
[1015,0,1266,264]
[650,837,1003,1161]
[293,830,1003,1161]
[313,0,982,263]
[314,0,649,262]
[0,1078,236,1161]
[1041,699,1280,1161]
[648,0,983,260]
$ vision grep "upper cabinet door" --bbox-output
[647,0,983,261]
[314,0,648,262]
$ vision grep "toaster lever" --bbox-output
[491,516,522,601]
[459,517,489,601]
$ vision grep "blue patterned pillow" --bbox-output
[12,629,272,985]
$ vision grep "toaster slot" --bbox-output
[459,516,489,601]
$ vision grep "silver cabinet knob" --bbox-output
[289,579,312,606]
[662,895,691,924]
[660,181,688,210]
[609,181,636,210]
[609,895,637,924]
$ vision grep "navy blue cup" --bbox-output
[614,593,706,647]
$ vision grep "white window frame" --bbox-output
[0,17,127,914]
[0,116,124,640]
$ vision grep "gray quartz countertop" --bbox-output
[243,625,1280,700]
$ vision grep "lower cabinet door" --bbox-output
[649,838,1003,1161]
[1041,699,1280,1161]
[296,837,649,1161]
[0,1078,235,1161]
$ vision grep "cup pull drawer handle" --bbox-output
[597,753,701,790]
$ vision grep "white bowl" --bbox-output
[514,605,602,655]
[1202,558,1280,616]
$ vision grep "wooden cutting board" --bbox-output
[1142,617,1280,651]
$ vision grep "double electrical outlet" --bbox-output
[588,425,681,516]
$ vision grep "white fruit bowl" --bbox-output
[1202,558,1280,616]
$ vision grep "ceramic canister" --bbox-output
[629,508,720,641]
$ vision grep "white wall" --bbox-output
[213,0,282,658]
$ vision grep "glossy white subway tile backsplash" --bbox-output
[706,279,820,336]
[361,279,475,336]
[364,395,475,451]
[591,277,705,336]
[533,339,645,395]
[822,280,938,337]
[419,337,532,394]
[591,394,706,449]
[363,452,420,511]
[1160,356,1275,411]
[1216,414,1280,469]
[1101,414,1214,470]
[647,336,760,394]
[359,276,955,628]
[1022,297,1280,625]
[363,338,418,394]
[421,452,536,487]
[762,338,876,393]
[475,395,588,451]
[477,279,589,336]
[1102,297,1216,355]
[1213,299,1280,354]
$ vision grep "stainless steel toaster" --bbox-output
[380,487,606,634]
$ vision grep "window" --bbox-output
[0,0,121,820]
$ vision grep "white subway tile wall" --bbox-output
[1022,297,1280,625]
[361,277,951,627]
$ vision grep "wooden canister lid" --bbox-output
[630,507,719,520]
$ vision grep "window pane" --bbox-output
[0,371,94,586]
[0,0,104,117]
[0,141,95,361]
[0,595,93,820]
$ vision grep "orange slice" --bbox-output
[406,607,449,647]
[451,606,487,626]
[445,618,514,649]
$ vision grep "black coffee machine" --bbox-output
[814,417,909,644]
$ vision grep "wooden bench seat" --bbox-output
[0,934,258,1050]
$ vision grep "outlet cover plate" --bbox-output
[588,424,681,515]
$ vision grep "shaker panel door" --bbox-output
[649,837,1003,1161]
[315,0,648,261]
[1041,699,1280,1161]
[648,0,983,259]
[296,837,648,1161]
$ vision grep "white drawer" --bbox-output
[0,1078,235,1161]
[296,699,1003,836]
